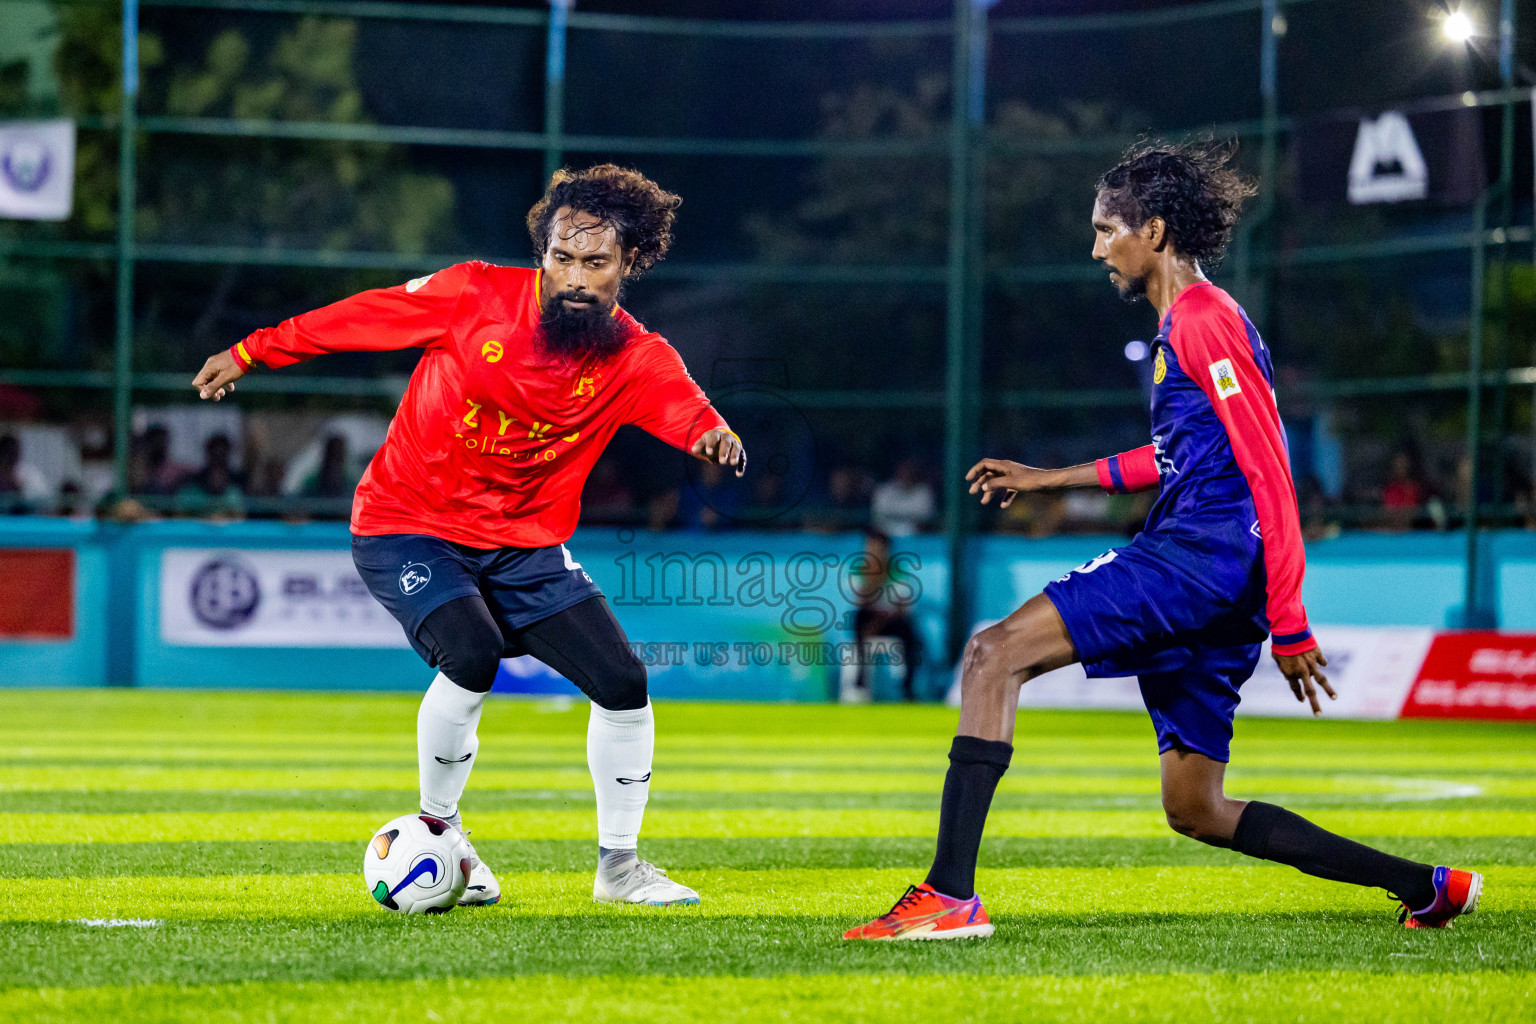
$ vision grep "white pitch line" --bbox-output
[72,918,162,928]
[1354,776,1485,803]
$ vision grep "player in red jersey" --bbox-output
[193,165,744,908]
[845,142,1480,941]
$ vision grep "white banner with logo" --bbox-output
[950,623,1432,721]
[0,119,75,221]
[160,548,409,648]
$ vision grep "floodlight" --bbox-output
[1443,9,1476,44]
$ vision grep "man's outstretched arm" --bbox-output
[191,263,475,402]
[965,459,1102,508]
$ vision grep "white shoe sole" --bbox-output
[592,883,700,907]
[883,922,994,940]
[459,892,500,907]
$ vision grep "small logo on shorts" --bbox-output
[399,562,432,595]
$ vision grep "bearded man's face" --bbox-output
[537,207,633,360]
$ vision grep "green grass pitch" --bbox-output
[1,690,1533,1022]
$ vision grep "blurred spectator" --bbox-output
[646,488,680,531]
[1381,450,1430,531]
[677,459,731,530]
[0,434,51,513]
[296,435,359,500]
[870,458,935,537]
[842,529,924,702]
[131,424,193,496]
[175,434,245,519]
[1297,474,1342,542]
[997,491,1067,537]
[801,464,872,532]
[582,458,638,525]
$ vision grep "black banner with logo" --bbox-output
[1292,106,1485,207]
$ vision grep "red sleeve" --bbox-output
[233,263,476,370]
[1095,444,1160,494]
[1169,305,1315,656]
[625,340,729,451]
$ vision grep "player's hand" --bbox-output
[1273,646,1335,717]
[965,459,1058,508]
[691,429,746,478]
[192,350,245,402]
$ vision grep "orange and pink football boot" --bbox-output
[1400,866,1482,929]
[842,883,994,940]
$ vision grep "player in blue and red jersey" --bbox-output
[846,142,1480,941]
[193,165,744,909]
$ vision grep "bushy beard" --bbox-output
[537,290,627,361]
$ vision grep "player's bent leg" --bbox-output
[1158,747,1465,924]
[414,596,506,906]
[851,594,1077,940]
[514,597,700,907]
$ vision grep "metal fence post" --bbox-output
[944,0,987,665]
[112,0,140,497]
[543,0,571,183]
[1233,0,1278,327]
[1461,193,1491,626]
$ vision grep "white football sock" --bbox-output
[417,673,486,822]
[587,700,654,851]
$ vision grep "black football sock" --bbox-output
[1232,800,1436,908]
[925,735,1013,900]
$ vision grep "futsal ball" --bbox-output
[364,813,472,914]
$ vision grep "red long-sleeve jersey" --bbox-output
[1093,282,1315,656]
[233,262,729,549]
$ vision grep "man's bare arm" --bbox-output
[965,459,1100,508]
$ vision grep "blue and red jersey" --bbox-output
[1094,281,1315,656]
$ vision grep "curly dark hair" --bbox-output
[1094,140,1257,269]
[526,164,681,277]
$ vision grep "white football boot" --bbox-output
[456,830,501,907]
[592,856,700,906]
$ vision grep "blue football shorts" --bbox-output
[1042,536,1267,762]
[351,533,602,662]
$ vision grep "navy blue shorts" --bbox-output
[352,533,602,662]
[1043,539,1265,762]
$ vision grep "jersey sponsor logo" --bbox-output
[1056,550,1117,583]
[1152,347,1167,385]
[399,562,432,595]
[1208,359,1242,400]
[481,340,504,363]
[405,274,434,293]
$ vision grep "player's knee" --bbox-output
[1161,789,1221,840]
[434,622,503,694]
[960,625,1037,699]
[590,647,649,712]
